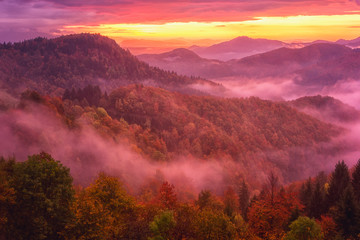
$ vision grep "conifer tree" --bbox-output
[238,180,250,221]
[327,161,351,209]
[333,186,360,239]
[309,181,325,219]
[352,159,360,203]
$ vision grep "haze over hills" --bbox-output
[286,95,360,124]
[0,33,221,96]
[0,84,347,189]
[140,43,360,82]
[185,35,360,61]
[138,48,232,78]
[189,36,286,61]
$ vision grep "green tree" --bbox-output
[149,210,176,240]
[285,216,323,240]
[6,152,74,240]
[194,209,236,240]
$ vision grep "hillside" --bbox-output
[138,48,233,78]
[229,43,360,86]
[1,85,344,188]
[288,95,360,123]
[0,34,220,96]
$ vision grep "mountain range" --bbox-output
[139,43,360,93]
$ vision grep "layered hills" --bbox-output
[140,43,360,93]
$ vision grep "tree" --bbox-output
[248,189,302,240]
[333,186,360,239]
[194,209,236,240]
[267,172,279,205]
[158,182,177,210]
[196,190,213,210]
[285,216,323,240]
[0,157,15,236]
[6,152,74,240]
[223,187,238,221]
[327,161,350,209]
[352,159,360,203]
[63,189,113,240]
[238,180,250,221]
[309,181,325,219]
[319,215,337,240]
[86,173,138,239]
[299,178,312,216]
[149,210,176,240]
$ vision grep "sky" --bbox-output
[1,0,360,52]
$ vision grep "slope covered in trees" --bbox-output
[0,34,219,96]
[0,85,345,189]
[288,95,360,124]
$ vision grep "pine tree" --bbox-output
[352,159,360,203]
[309,181,325,219]
[333,186,360,239]
[327,160,351,209]
[299,178,312,216]
[238,180,250,221]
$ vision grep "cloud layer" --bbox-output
[1,0,359,43]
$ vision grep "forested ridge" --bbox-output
[0,34,219,96]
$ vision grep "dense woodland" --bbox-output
[0,34,219,96]
[3,85,343,188]
[1,152,360,239]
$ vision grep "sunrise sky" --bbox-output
[1,0,360,52]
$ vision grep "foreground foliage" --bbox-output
[1,153,360,239]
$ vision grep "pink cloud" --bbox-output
[0,0,359,42]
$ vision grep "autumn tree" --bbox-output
[65,173,139,239]
[172,204,197,240]
[248,188,302,240]
[0,157,15,236]
[158,181,177,210]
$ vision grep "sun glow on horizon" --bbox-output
[61,14,360,44]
